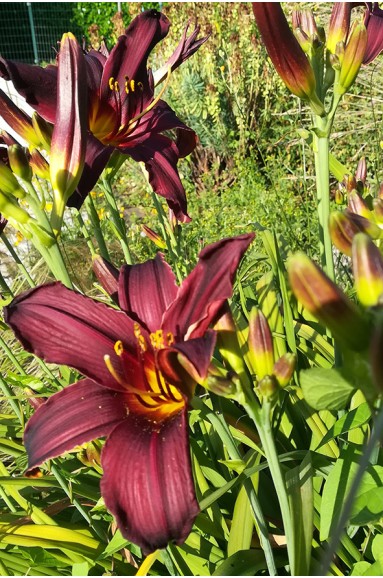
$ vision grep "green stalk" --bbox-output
[76,211,96,257]
[101,178,132,264]
[312,115,334,281]
[1,233,35,288]
[84,195,110,260]
[0,375,22,424]
[243,395,296,575]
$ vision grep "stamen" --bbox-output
[108,77,120,92]
[114,340,124,356]
[109,77,115,90]
[104,354,161,398]
[127,67,172,128]
[166,332,174,346]
[150,329,164,350]
[134,323,147,352]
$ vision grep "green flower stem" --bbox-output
[192,396,277,576]
[321,403,383,575]
[150,192,184,282]
[0,269,13,297]
[1,233,35,288]
[49,463,92,525]
[0,374,22,424]
[101,178,132,264]
[243,394,296,575]
[76,211,96,257]
[84,195,110,261]
[312,115,334,282]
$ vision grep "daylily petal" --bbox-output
[4,282,139,391]
[0,58,57,123]
[101,409,199,554]
[100,10,170,123]
[128,135,190,223]
[0,89,40,147]
[67,133,113,209]
[153,21,210,86]
[24,378,127,471]
[364,3,383,64]
[163,233,255,340]
[93,256,119,303]
[157,331,216,397]
[118,253,178,332]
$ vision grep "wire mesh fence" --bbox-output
[0,3,81,64]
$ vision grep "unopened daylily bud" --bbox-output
[204,371,239,398]
[327,3,351,54]
[373,198,383,224]
[214,302,248,378]
[0,130,19,147]
[356,157,367,185]
[348,191,372,220]
[337,21,367,95]
[329,50,342,71]
[142,225,167,249]
[352,233,383,307]
[343,173,357,193]
[50,32,87,233]
[287,252,370,350]
[273,353,296,387]
[258,375,278,400]
[335,188,344,205]
[8,145,32,182]
[248,308,275,379]
[330,210,382,256]
[29,149,50,180]
[31,113,53,152]
[0,160,26,199]
[0,89,41,147]
[0,191,30,224]
[92,255,119,302]
[253,3,325,115]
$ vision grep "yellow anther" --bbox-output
[137,81,143,90]
[166,332,174,346]
[150,329,164,349]
[130,79,135,92]
[134,323,147,352]
[114,80,120,91]
[114,340,124,356]
[104,353,160,398]
[128,67,171,128]
[109,77,115,90]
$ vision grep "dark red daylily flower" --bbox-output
[0,10,208,222]
[363,3,383,63]
[4,233,254,553]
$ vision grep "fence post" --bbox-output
[27,2,39,64]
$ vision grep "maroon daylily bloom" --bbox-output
[4,233,254,553]
[363,3,383,64]
[0,10,208,222]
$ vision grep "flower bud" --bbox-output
[273,353,296,387]
[287,252,370,350]
[373,198,383,224]
[29,149,50,180]
[356,157,367,185]
[0,160,26,199]
[329,210,382,256]
[327,3,351,54]
[348,191,372,220]
[0,191,30,224]
[337,21,367,95]
[142,225,167,249]
[258,375,278,400]
[248,308,275,379]
[252,3,324,115]
[214,302,248,379]
[8,145,32,182]
[31,113,53,152]
[204,371,239,398]
[352,233,383,307]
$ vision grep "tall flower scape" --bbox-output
[1,3,383,576]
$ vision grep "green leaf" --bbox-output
[212,549,286,576]
[285,452,313,575]
[227,485,254,556]
[350,487,383,525]
[300,367,355,410]
[351,561,371,575]
[99,529,128,558]
[72,562,88,576]
[316,402,371,449]
[371,534,383,561]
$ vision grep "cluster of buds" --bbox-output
[330,158,383,256]
[210,302,296,403]
[287,239,383,395]
[253,3,383,116]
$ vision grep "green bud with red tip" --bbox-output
[287,252,370,351]
[273,353,296,387]
[373,198,383,224]
[31,113,53,152]
[352,233,383,307]
[0,190,30,224]
[329,210,382,256]
[8,145,32,182]
[258,375,279,400]
[252,3,324,115]
[327,3,351,54]
[337,21,367,95]
[248,307,275,380]
[29,149,50,180]
[142,225,167,249]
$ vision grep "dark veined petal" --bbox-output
[157,331,216,398]
[67,133,113,209]
[100,10,170,122]
[93,256,119,303]
[128,135,190,223]
[163,233,255,340]
[4,283,139,391]
[118,253,178,332]
[24,378,127,471]
[364,3,383,64]
[101,409,199,554]
[0,58,58,123]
